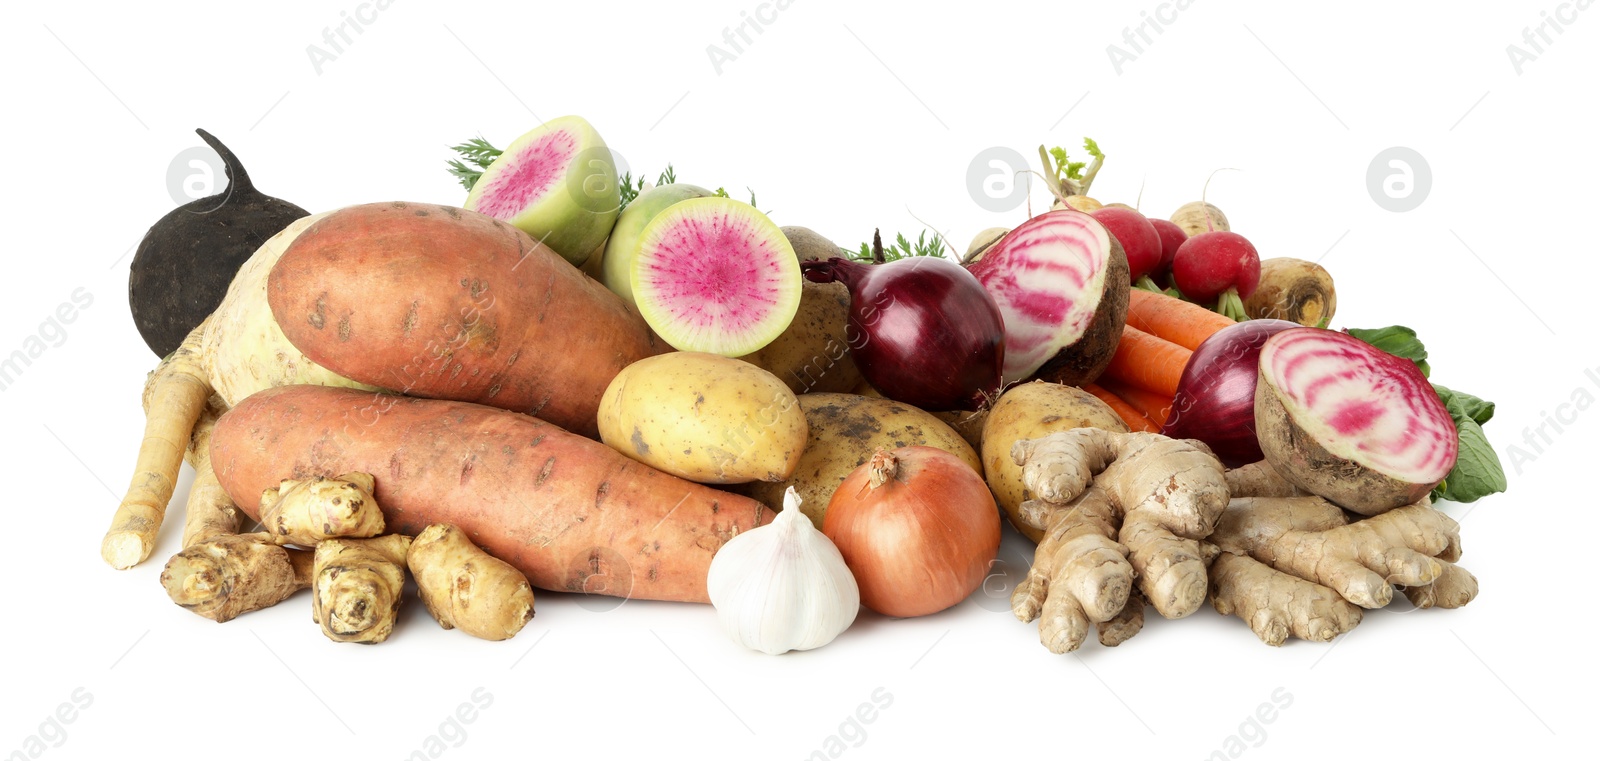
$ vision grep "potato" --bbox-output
[741,393,980,527]
[736,227,862,394]
[980,381,1128,542]
[598,353,807,484]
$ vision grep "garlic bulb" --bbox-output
[706,487,859,655]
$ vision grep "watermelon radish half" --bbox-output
[599,183,714,306]
[631,197,801,356]
[464,115,619,267]
[966,209,1130,385]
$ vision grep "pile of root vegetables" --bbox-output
[106,120,1505,653]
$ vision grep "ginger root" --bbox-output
[1207,495,1478,645]
[408,524,536,641]
[313,534,411,644]
[1009,429,1230,652]
[259,472,385,546]
[160,532,312,622]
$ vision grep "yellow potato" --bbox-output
[742,393,981,528]
[980,381,1128,542]
[598,353,806,484]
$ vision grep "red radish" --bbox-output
[1147,218,1188,279]
[1089,207,1162,281]
[966,209,1130,386]
[1254,328,1458,515]
[632,197,802,357]
[801,256,1004,412]
[1161,319,1298,467]
[1172,231,1260,319]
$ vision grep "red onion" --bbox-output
[801,257,1004,412]
[1161,319,1298,467]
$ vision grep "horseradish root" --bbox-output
[102,322,213,569]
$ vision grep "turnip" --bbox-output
[1254,328,1458,515]
[1037,140,1105,213]
[1169,201,1229,238]
[1243,257,1338,327]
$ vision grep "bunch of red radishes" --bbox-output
[1090,201,1260,320]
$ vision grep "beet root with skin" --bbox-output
[211,385,773,603]
[129,129,308,357]
[1253,328,1457,515]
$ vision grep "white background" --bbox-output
[2,1,1594,758]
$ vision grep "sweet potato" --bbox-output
[268,202,662,438]
[211,385,772,603]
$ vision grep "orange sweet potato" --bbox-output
[211,385,772,603]
[267,201,661,438]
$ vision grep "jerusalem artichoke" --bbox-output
[408,524,535,641]
[312,534,412,644]
[259,472,385,546]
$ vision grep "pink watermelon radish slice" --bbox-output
[1255,328,1457,514]
[464,115,618,267]
[632,197,801,356]
[599,183,714,305]
[966,209,1130,385]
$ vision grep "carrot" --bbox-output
[1125,288,1236,351]
[1098,378,1174,429]
[1100,325,1191,398]
[1082,383,1158,433]
[211,385,773,604]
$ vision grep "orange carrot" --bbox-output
[1098,378,1174,429]
[1101,325,1191,398]
[1126,289,1236,351]
[1083,383,1158,433]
